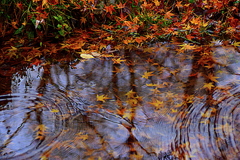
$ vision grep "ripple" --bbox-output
[0,91,84,160]
[172,85,240,159]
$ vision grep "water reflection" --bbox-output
[0,44,239,159]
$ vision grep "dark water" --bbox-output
[0,43,240,159]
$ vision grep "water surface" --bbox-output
[0,43,240,159]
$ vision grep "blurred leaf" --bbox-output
[80,54,94,59]
[97,94,110,102]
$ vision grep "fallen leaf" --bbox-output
[97,94,110,102]
[80,54,94,59]
[142,71,154,79]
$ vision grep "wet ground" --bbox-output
[0,43,240,159]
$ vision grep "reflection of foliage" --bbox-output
[0,44,240,159]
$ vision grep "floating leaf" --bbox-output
[97,94,110,102]
[80,54,94,59]
[142,71,154,79]
[203,82,214,90]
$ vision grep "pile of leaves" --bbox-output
[0,0,239,65]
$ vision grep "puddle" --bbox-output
[0,44,240,159]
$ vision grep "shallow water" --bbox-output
[0,43,240,159]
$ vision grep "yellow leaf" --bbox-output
[76,132,88,140]
[40,155,48,160]
[203,82,214,90]
[149,100,164,109]
[171,108,178,113]
[233,41,240,47]
[80,54,94,59]
[201,21,209,27]
[179,43,196,51]
[142,71,154,79]
[112,58,126,64]
[50,109,59,113]
[125,90,136,98]
[97,94,110,102]
[146,83,157,87]
[190,17,200,25]
[123,112,132,119]
[34,124,48,132]
[105,36,114,41]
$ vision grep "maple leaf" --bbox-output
[135,36,147,44]
[105,5,115,15]
[153,0,160,6]
[97,94,110,102]
[142,71,154,79]
[35,124,48,132]
[105,36,114,41]
[179,43,196,51]
[123,111,132,120]
[80,17,87,24]
[164,11,174,19]
[30,59,42,66]
[125,90,136,98]
[207,74,219,82]
[122,21,132,28]
[149,100,164,109]
[42,0,48,7]
[176,1,183,9]
[190,17,201,25]
[7,46,18,58]
[233,41,240,47]
[116,2,126,9]
[112,58,126,64]
[118,12,128,22]
[203,82,214,90]
[75,132,88,141]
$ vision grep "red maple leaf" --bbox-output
[105,5,115,15]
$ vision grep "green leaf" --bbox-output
[14,25,24,35]
[58,29,65,36]
[57,24,62,28]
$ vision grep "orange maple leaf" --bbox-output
[135,36,147,44]
[190,17,201,25]
[176,1,183,9]
[164,11,174,19]
[116,2,126,9]
[153,0,160,6]
[207,74,219,82]
[105,5,115,15]
[80,17,87,24]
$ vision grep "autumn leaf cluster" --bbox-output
[0,0,239,65]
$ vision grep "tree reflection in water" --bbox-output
[0,44,239,159]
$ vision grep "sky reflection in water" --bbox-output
[0,44,240,159]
